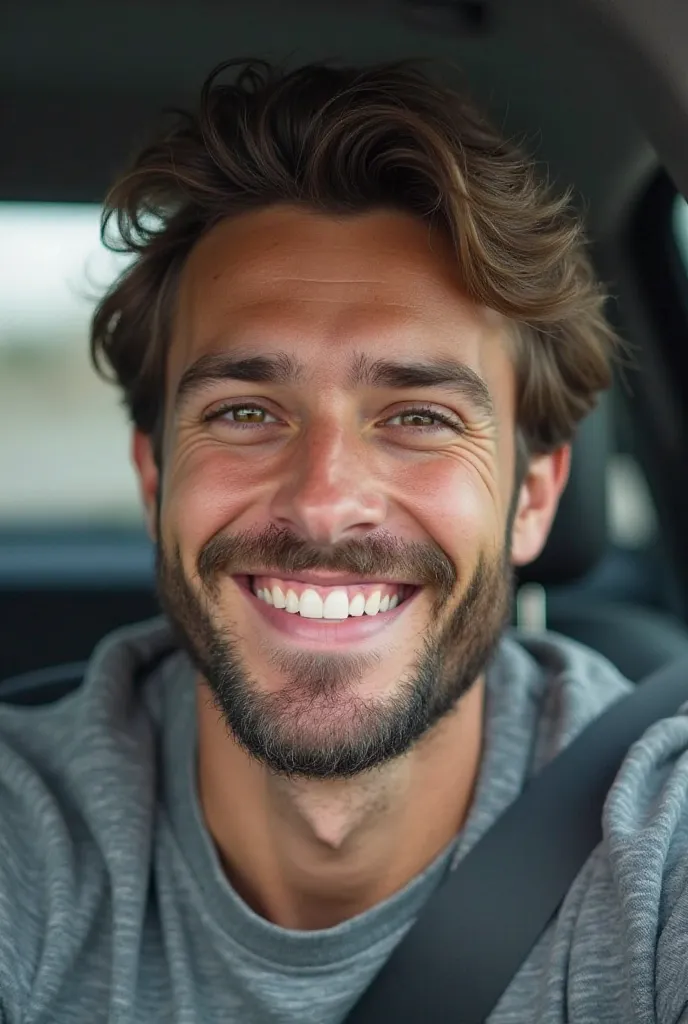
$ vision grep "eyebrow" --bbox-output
[175,350,494,419]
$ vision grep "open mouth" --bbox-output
[233,574,419,622]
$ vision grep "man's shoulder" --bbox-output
[0,617,179,1006]
[491,633,688,1019]
[491,629,634,769]
[0,613,181,769]
[532,631,688,1018]
[588,697,688,1021]
[0,614,181,870]
[0,615,174,831]
[604,690,688,890]
[500,627,635,693]
[0,614,177,709]
[495,624,688,836]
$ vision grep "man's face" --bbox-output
[137,205,563,779]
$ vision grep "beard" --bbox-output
[156,523,514,780]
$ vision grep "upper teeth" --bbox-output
[255,584,402,619]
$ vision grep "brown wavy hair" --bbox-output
[91,59,619,461]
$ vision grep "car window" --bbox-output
[602,199,688,561]
[0,202,141,526]
[606,444,657,550]
[674,193,688,272]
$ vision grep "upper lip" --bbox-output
[237,571,417,587]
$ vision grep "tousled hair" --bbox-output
[91,58,619,459]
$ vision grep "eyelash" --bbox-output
[204,402,465,433]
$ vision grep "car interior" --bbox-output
[2,0,688,698]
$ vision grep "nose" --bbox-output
[269,419,388,546]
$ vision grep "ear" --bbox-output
[510,445,571,567]
[132,430,160,543]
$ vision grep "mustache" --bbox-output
[197,524,457,602]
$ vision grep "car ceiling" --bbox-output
[1,0,657,236]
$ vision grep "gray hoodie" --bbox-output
[0,617,687,1023]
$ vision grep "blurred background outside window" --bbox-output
[0,203,140,525]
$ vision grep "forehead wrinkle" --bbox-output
[256,275,390,285]
[189,250,467,313]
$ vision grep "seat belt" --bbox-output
[345,653,688,1024]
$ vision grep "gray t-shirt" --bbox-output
[1,617,688,1023]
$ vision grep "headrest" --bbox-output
[517,396,610,588]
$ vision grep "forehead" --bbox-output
[168,205,512,394]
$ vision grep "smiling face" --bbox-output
[134,204,568,778]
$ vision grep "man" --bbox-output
[1,58,686,1023]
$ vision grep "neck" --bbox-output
[196,679,485,931]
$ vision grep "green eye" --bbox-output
[395,411,435,427]
[204,402,464,434]
[228,406,268,423]
[385,407,465,433]
[206,403,278,427]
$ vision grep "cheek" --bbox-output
[161,444,258,555]
[392,456,503,562]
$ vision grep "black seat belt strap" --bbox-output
[345,654,688,1024]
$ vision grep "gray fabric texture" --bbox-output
[0,617,688,1023]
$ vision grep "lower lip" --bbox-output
[233,576,420,646]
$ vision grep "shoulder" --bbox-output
[495,634,688,1020]
[0,694,87,1010]
[602,702,688,1022]
[0,617,175,831]
[0,618,176,1011]
[491,630,633,769]
[496,629,634,714]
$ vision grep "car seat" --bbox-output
[517,397,688,680]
